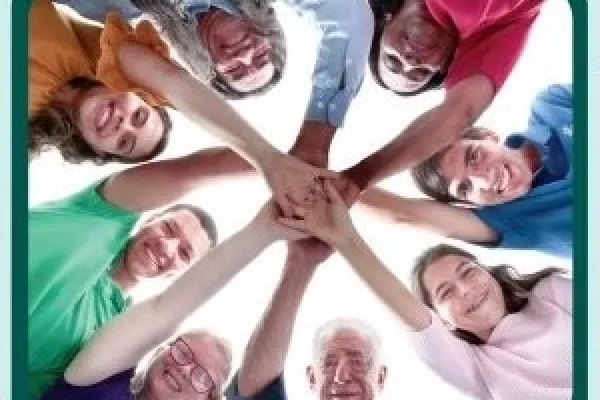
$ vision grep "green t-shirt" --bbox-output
[28,182,140,399]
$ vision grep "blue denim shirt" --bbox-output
[59,0,373,126]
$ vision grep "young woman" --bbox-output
[29,0,335,214]
[39,201,306,399]
[280,181,572,399]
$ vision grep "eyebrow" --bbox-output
[433,261,469,298]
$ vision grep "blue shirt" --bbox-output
[57,0,373,127]
[473,84,573,258]
[226,373,287,400]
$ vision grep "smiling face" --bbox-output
[308,328,386,400]
[198,10,275,93]
[75,86,165,159]
[437,132,536,205]
[123,209,213,280]
[144,332,231,400]
[378,1,456,93]
[422,254,506,340]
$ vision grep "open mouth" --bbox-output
[493,163,512,194]
[143,242,164,271]
[466,289,489,314]
[95,101,114,136]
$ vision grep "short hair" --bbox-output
[134,0,287,99]
[157,203,219,247]
[411,127,490,203]
[312,318,382,364]
[367,0,445,96]
[28,77,172,164]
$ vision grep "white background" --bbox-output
[29,1,572,398]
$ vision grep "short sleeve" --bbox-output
[532,273,572,315]
[225,373,287,400]
[407,310,490,399]
[303,0,373,127]
[28,0,96,116]
[444,15,538,92]
[40,369,135,400]
[96,12,173,107]
[528,84,573,132]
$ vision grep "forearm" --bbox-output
[102,147,256,212]
[347,100,480,190]
[356,188,420,224]
[65,223,273,385]
[238,261,315,396]
[289,120,337,167]
[337,236,431,331]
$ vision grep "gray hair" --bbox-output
[312,318,382,364]
[131,0,286,98]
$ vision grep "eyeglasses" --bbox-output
[168,338,216,395]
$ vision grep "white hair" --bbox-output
[312,318,382,364]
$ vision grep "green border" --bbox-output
[13,0,29,399]
[11,0,588,398]
[570,0,588,399]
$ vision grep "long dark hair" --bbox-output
[367,0,445,96]
[28,76,172,164]
[411,244,564,345]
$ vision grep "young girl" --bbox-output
[280,181,572,399]
[29,0,335,214]
[39,201,305,399]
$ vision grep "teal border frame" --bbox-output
[11,0,588,398]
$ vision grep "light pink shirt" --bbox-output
[409,274,572,399]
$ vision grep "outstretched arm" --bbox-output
[237,241,327,396]
[101,147,255,212]
[63,203,305,386]
[116,42,338,215]
[357,188,498,244]
[347,75,494,190]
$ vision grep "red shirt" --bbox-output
[425,0,545,91]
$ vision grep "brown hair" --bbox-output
[28,77,172,164]
[411,244,564,345]
[411,127,490,203]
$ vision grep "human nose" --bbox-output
[333,359,352,383]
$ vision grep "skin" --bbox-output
[422,254,507,341]
[307,328,387,400]
[121,209,212,280]
[378,0,456,93]
[74,86,165,158]
[437,132,541,205]
[197,10,275,93]
[143,332,231,400]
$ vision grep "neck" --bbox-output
[110,258,138,293]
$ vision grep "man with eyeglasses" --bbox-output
[29,147,253,398]
[226,242,388,400]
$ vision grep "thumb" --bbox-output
[313,166,340,180]
[277,217,310,232]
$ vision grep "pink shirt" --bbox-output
[409,274,572,400]
[425,0,545,91]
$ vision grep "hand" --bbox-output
[278,181,357,247]
[252,200,308,242]
[330,171,362,207]
[262,152,339,217]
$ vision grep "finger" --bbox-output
[275,193,293,217]
[313,166,340,180]
[323,180,345,204]
[278,217,310,232]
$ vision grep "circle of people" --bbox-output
[28,0,573,399]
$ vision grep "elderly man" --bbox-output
[29,147,253,398]
[226,243,387,399]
